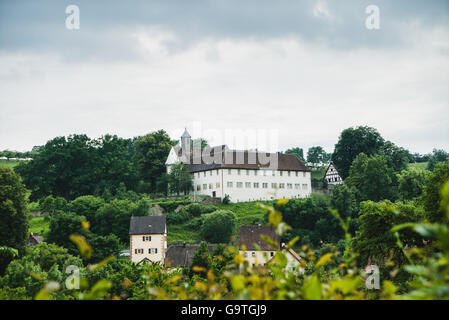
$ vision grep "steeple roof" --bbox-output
[181,128,191,138]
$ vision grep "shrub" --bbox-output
[183,203,203,216]
[200,210,236,243]
[222,194,230,204]
[166,211,191,225]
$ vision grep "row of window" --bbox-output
[196,182,309,191]
[196,169,307,178]
[197,182,309,190]
[134,248,158,254]
[243,251,275,258]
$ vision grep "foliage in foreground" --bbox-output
[27,180,449,300]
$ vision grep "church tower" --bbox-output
[181,128,191,156]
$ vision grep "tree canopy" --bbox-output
[332,126,385,179]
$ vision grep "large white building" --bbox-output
[165,129,312,203]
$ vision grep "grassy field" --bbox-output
[29,216,50,237]
[0,159,21,169]
[408,162,428,170]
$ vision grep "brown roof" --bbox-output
[239,225,280,251]
[174,145,310,173]
[288,248,303,262]
[28,233,44,245]
[165,244,217,267]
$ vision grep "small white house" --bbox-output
[324,162,343,186]
[129,216,167,264]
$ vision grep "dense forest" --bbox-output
[0,125,448,300]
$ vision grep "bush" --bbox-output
[183,203,203,216]
[185,217,203,231]
[155,200,191,213]
[166,211,191,225]
[222,194,230,205]
[200,210,236,243]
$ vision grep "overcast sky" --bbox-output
[1,0,448,154]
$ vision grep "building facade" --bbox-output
[166,129,312,202]
[324,162,343,186]
[239,225,279,267]
[129,216,167,264]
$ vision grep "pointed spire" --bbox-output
[181,128,191,138]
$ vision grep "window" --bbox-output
[143,236,151,241]
[135,248,143,254]
[288,171,291,177]
[197,172,200,178]
[302,184,308,190]
[303,172,306,177]
[216,170,219,175]
[272,183,277,189]
[216,182,220,188]
[210,171,212,176]
[272,170,275,176]
[251,252,256,257]
[238,169,241,175]
[279,183,285,189]
[237,182,243,188]
[197,185,201,191]
[246,170,250,176]
[280,171,283,177]
[228,169,232,175]
[263,170,267,176]
[227,182,233,188]
[209,183,212,189]
[149,248,158,254]
[296,172,299,177]
[270,252,274,257]
[245,182,251,188]
[204,172,206,177]
[287,183,293,189]
[295,184,300,189]
[254,182,259,188]
[203,184,207,190]
[244,252,248,257]
[262,183,268,189]
[255,170,258,176]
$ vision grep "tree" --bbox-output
[0,168,29,274]
[200,210,236,243]
[67,195,105,226]
[39,195,67,215]
[92,199,149,243]
[285,147,305,163]
[192,138,209,149]
[15,134,99,201]
[352,200,424,268]
[332,126,385,179]
[168,163,193,195]
[307,146,330,165]
[397,169,428,201]
[379,141,409,173]
[46,211,86,255]
[427,149,449,171]
[15,134,138,201]
[345,153,397,202]
[422,161,449,223]
[21,242,83,272]
[191,241,211,272]
[94,134,139,194]
[330,184,358,222]
[133,130,176,193]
